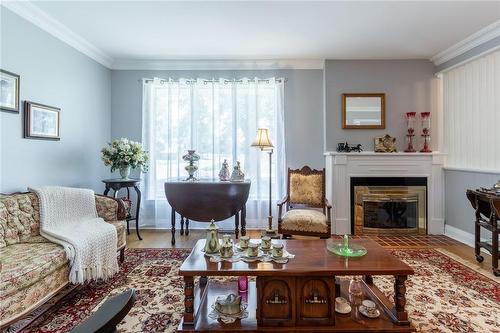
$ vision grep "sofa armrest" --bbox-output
[95,195,127,222]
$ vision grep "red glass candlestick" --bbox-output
[404,112,416,152]
[420,112,432,153]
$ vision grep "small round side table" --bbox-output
[102,178,142,240]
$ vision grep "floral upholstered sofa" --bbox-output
[0,192,127,327]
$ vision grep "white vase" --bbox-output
[119,166,131,180]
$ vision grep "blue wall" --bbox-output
[0,8,111,193]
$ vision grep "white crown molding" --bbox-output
[431,19,500,66]
[1,1,113,68]
[111,59,325,70]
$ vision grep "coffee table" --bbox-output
[177,239,415,332]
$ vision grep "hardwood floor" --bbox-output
[126,229,494,274]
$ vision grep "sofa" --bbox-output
[0,192,127,327]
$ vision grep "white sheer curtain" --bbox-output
[141,77,286,229]
[443,50,500,171]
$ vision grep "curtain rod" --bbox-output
[140,77,287,84]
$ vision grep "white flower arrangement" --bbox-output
[101,138,149,173]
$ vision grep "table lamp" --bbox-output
[251,128,278,237]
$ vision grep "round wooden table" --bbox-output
[165,179,251,245]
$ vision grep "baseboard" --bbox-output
[444,224,493,257]
[444,224,475,247]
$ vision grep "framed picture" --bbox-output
[24,101,60,140]
[0,69,20,112]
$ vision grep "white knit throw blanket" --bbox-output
[30,186,119,284]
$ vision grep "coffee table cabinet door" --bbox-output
[296,277,335,326]
[256,277,296,326]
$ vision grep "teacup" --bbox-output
[220,244,233,258]
[272,243,284,258]
[362,299,377,315]
[239,236,250,249]
[335,297,350,312]
[261,236,271,249]
[247,243,259,257]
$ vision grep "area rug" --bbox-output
[5,248,500,333]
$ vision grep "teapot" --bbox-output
[204,220,221,254]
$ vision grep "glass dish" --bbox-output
[326,235,367,257]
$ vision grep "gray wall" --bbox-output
[0,8,111,193]
[445,170,500,234]
[111,69,324,170]
[325,60,436,151]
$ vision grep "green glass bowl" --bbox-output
[327,242,367,257]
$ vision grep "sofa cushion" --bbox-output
[109,220,126,249]
[0,193,41,248]
[0,242,68,297]
[281,209,328,234]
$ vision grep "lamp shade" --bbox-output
[251,128,274,149]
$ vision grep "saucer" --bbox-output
[235,244,248,252]
[335,304,352,314]
[259,246,272,252]
[359,305,380,318]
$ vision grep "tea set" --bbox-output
[203,219,288,262]
[335,297,380,318]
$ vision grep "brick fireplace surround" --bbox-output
[325,152,446,235]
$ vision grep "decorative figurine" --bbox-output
[203,219,221,254]
[420,112,432,153]
[337,142,363,153]
[404,112,417,152]
[374,134,397,153]
[214,294,242,315]
[218,159,231,181]
[230,161,245,182]
[182,150,200,181]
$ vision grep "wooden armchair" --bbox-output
[277,166,332,239]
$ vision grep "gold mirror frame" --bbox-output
[342,93,386,129]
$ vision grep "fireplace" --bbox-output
[351,177,427,235]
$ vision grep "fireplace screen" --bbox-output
[353,185,426,234]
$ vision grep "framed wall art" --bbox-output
[342,93,385,129]
[0,69,20,113]
[24,101,60,140]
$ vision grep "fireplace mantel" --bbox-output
[324,151,446,235]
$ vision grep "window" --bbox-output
[141,78,286,228]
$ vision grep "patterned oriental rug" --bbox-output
[4,248,499,333]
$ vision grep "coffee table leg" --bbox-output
[171,209,176,246]
[394,275,408,322]
[183,276,194,327]
[241,204,246,236]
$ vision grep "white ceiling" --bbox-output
[6,1,500,68]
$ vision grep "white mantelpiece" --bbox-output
[324,151,446,235]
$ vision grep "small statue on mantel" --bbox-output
[218,159,231,181]
[230,161,245,182]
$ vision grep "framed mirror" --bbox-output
[342,93,385,129]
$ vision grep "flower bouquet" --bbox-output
[101,138,149,179]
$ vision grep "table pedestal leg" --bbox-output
[171,209,176,246]
[183,276,194,327]
[185,219,190,236]
[394,275,409,323]
[241,204,246,236]
[235,212,240,239]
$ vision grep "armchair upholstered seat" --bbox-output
[278,166,332,238]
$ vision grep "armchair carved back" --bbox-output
[287,166,325,213]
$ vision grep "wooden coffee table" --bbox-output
[177,239,415,332]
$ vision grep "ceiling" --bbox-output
[5,1,500,68]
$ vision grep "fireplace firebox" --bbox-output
[350,177,427,235]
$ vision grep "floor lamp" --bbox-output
[251,128,278,237]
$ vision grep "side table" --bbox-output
[103,178,142,240]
